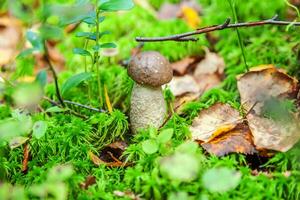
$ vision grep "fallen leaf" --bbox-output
[171,56,200,75]
[193,49,225,92]
[167,75,201,96]
[174,92,201,113]
[190,103,241,142]
[201,123,256,156]
[79,175,96,190]
[237,65,298,113]
[99,141,128,164]
[246,113,300,152]
[9,137,29,149]
[237,65,300,152]
[0,16,22,67]
[106,141,128,151]
[178,6,201,28]
[89,150,130,167]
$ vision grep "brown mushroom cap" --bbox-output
[128,51,173,87]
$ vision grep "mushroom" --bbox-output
[128,51,173,133]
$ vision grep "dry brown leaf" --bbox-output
[89,151,126,167]
[174,92,201,113]
[106,141,128,151]
[237,65,300,152]
[171,56,200,75]
[237,65,298,113]
[193,49,225,92]
[246,113,300,152]
[167,75,200,96]
[0,16,22,67]
[79,175,96,190]
[190,103,241,142]
[201,123,256,156]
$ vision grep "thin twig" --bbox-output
[63,100,106,113]
[43,96,105,113]
[136,15,300,42]
[43,41,65,106]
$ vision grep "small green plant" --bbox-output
[71,0,134,107]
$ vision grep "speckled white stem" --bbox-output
[130,83,167,134]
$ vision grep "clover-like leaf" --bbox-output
[32,121,47,139]
[142,139,158,154]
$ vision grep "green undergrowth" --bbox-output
[1,0,300,199]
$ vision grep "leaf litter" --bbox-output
[190,65,300,156]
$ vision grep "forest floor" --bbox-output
[0,0,300,199]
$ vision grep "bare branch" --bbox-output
[136,15,300,42]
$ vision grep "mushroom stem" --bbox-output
[130,83,167,133]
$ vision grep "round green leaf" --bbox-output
[142,139,158,154]
[160,153,199,182]
[32,121,48,139]
[157,128,173,143]
[202,167,241,193]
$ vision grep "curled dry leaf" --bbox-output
[201,123,256,156]
[167,75,200,96]
[190,103,256,156]
[237,65,300,152]
[0,16,22,67]
[190,103,241,142]
[88,141,130,167]
[79,175,96,190]
[237,65,298,113]
[193,49,225,92]
[171,56,200,75]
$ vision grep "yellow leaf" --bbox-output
[104,85,113,113]
[180,6,201,29]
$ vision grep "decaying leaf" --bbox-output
[193,49,225,92]
[190,103,241,142]
[237,65,300,152]
[178,6,201,28]
[201,123,256,156]
[171,56,200,75]
[174,92,201,113]
[246,113,300,152]
[0,16,22,67]
[88,141,130,167]
[167,75,201,96]
[237,65,298,113]
[79,175,96,190]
